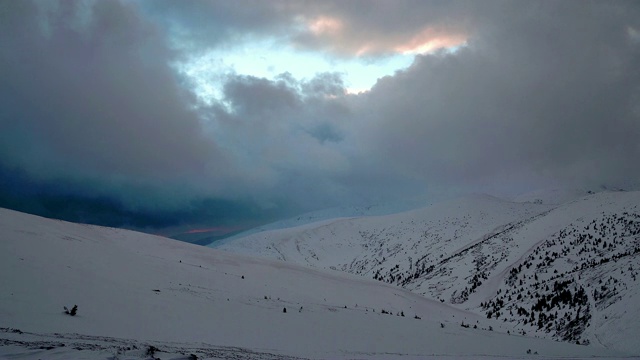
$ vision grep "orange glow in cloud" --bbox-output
[303,15,467,57]
[308,16,343,35]
[352,31,466,57]
[394,28,467,55]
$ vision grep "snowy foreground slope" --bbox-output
[218,191,640,355]
[0,209,633,359]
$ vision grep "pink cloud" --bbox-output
[308,16,343,35]
[300,16,467,57]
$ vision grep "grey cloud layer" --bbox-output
[200,0,640,196]
[1,0,638,230]
[145,0,470,56]
[0,1,234,209]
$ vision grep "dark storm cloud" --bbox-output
[353,1,640,193]
[205,72,355,210]
[0,164,272,230]
[193,0,640,198]
[150,0,640,192]
[0,0,360,230]
[308,123,343,144]
[0,1,234,209]
[1,0,639,232]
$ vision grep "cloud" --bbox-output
[142,0,299,51]
[205,72,355,209]
[0,0,360,228]
[144,0,469,57]
[0,0,235,208]
[1,0,639,232]
[292,6,469,57]
[353,1,640,193]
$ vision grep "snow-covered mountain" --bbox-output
[0,208,632,359]
[510,187,592,204]
[218,191,640,355]
[214,200,423,247]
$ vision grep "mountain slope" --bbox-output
[214,200,422,247]
[218,191,640,355]
[217,194,554,299]
[1,207,628,359]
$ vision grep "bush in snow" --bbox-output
[64,305,78,316]
[146,345,159,358]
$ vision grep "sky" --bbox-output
[1,0,639,236]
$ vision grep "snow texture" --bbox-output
[219,191,640,356]
[0,192,637,358]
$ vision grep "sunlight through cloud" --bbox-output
[308,15,343,35]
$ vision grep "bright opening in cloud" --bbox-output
[178,41,420,103]
[176,15,468,103]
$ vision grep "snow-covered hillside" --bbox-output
[510,188,591,205]
[214,201,422,247]
[217,194,555,296]
[218,191,640,355]
[2,207,630,359]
